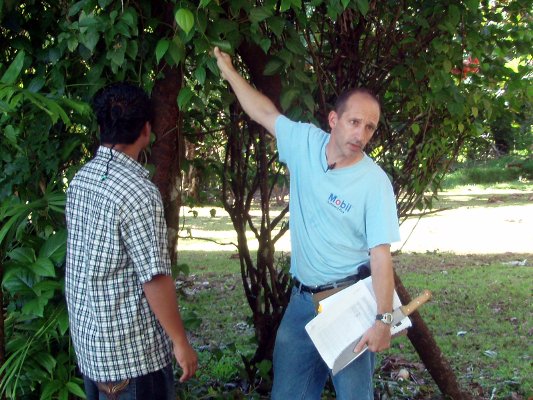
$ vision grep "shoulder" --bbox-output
[275,115,327,141]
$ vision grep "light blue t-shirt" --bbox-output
[276,115,401,286]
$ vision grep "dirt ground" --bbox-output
[390,188,532,270]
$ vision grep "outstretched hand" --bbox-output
[213,46,234,81]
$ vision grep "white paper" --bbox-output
[305,277,412,375]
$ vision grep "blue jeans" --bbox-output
[83,364,175,400]
[272,287,375,400]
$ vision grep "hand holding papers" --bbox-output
[305,277,431,375]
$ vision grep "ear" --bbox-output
[139,121,151,147]
[328,110,337,130]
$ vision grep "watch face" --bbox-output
[377,313,393,324]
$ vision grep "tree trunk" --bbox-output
[394,272,472,400]
[149,66,183,265]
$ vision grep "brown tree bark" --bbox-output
[149,66,183,265]
[394,272,472,400]
[149,1,184,265]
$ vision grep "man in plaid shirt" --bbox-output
[65,83,197,399]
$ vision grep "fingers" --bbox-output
[179,364,196,382]
[174,344,198,382]
[353,335,368,354]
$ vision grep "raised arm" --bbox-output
[214,47,281,136]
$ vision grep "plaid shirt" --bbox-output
[65,146,172,382]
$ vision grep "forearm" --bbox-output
[143,274,189,345]
[370,244,394,314]
[214,47,280,135]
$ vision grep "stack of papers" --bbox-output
[305,277,411,375]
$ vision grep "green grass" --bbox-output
[386,264,532,399]
[176,249,533,399]
[442,156,533,189]
[174,180,533,399]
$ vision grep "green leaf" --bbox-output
[155,39,170,64]
[32,257,56,278]
[126,40,138,60]
[210,40,232,54]
[33,352,57,374]
[67,36,79,52]
[355,0,370,16]
[57,307,70,335]
[81,30,99,52]
[177,87,194,109]
[249,7,273,23]
[121,7,137,28]
[263,57,285,76]
[464,0,479,11]
[22,297,46,317]
[8,247,36,264]
[280,0,292,12]
[66,381,87,398]
[4,124,18,144]
[28,76,45,93]
[1,51,25,84]
[175,8,195,34]
[259,38,271,53]
[280,88,299,111]
[285,37,306,55]
[39,229,67,264]
[267,16,286,38]
[443,60,452,73]
[447,4,460,27]
[167,37,185,66]
[411,123,420,134]
[41,380,64,400]
[471,106,478,118]
[195,66,206,85]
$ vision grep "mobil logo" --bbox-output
[327,193,352,214]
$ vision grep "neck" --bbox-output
[102,143,140,160]
[325,143,363,169]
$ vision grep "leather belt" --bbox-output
[293,265,370,294]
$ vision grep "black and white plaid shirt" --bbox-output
[65,146,172,382]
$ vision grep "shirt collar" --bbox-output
[96,146,150,179]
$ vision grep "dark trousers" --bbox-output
[83,364,175,400]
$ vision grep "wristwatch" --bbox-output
[376,312,394,325]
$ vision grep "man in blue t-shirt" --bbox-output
[215,47,400,400]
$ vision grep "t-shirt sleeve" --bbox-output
[121,191,172,283]
[365,174,401,248]
[275,115,303,167]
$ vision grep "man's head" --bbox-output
[92,82,153,146]
[334,87,381,118]
[327,88,381,166]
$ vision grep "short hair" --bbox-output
[334,87,381,117]
[92,82,153,145]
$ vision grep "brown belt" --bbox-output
[96,379,130,400]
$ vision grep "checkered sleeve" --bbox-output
[120,189,172,283]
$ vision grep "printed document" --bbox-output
[305,277,411,375]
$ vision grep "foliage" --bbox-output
[0,74,89,397]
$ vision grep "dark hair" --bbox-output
[92,82,153,145]
[334,87,381,117]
